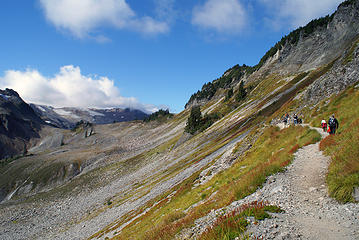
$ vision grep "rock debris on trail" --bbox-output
[182,127,359,240]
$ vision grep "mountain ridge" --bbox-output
[30,104,149,129]
[0,89,149,160]
[185,0,359,109]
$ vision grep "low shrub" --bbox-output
[199,201,282,240]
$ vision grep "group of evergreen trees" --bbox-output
[143,109,173,122]
[185,106,220,134]
[224,81,247,102]
[235,81,247,102]
[185,79,249,134]
[185,64,252,108]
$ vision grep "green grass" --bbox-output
[342,37,359,65]
[249,74,285,101]
[199,201,282,240]
[311,86,359,202]
[0,154,24,168]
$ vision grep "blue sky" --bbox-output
[0,0,343,113]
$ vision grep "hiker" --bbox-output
[328,114,339,135]
[283,114,288,125]
[321,119,327,132]
[294,114,298,124]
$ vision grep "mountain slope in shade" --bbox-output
[0,89,44,159]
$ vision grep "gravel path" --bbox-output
[182,126,359,239]
[244,127,359,239]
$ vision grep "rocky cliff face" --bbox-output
[301,39,359,105]
[0,89,44,159]
[263,0,359,75]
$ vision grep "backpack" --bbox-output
[328,117,335,127]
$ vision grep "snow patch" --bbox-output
[87,109,104,117]
[0,94,10,100]
[37,106,47,112]
[54,109,80,119]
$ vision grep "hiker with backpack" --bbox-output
[328,114,339,135]
[321,119,327,132]
[293,114,298,124]
[283,113,288,125]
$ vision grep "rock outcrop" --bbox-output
[263,0,359,75]
[301,39,359,105]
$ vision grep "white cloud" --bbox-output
[192,0,247,34]
[39,0,169,38]
[130,16,170,35]
[260,0,342,28]
[0,65,156,113]
[154,0,176,22]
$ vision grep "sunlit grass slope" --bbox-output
[309,85,359,202]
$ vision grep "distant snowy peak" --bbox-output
[30,104,148,129]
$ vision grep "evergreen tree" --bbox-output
[143,109,173,122]
[185,106,221,134]
[225,88,234,101]
[185,106,202,134]
[236,81,247,102]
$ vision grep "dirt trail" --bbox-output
[246,126,359,239]
[288,127,352,239]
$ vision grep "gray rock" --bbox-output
[353,187,359,202]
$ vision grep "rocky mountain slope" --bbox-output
[31,104,148,129]
[186,0,359,109]
[0,0,358,239]
[0,88,44,160]
[0,90,148,160]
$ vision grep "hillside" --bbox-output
[0,0,359,239]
